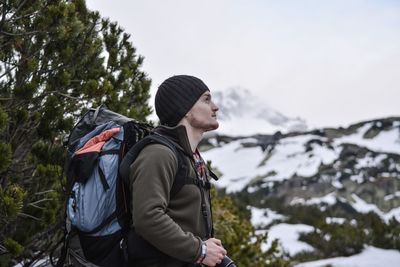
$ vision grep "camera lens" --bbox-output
[216,256,236,267]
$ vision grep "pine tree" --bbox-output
[0,0,151,265]
[211,189,290,266]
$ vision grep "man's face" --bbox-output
[185,91,219,132]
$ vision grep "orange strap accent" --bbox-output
[75,128,120,155]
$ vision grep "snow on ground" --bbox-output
[351,194,383,218]
[295,246,400,267]
[202,138,265,192]
[205,123,400,193]
[335,123,400,155]
[250,207,286,228]
[290,192,337,206]
[290,193,400,222]
[384,191,400,201]
[351,194,382,214]
[264,135,339,180]
[203,134,340,192]
[332,179,344,189]
[260,223,315,256]
[326,217,346,224]
[356,153,387,169]
[383,207,400,222]
[351,194,400,222]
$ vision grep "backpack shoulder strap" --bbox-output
[169,146,188,198]
[119,134,189,198]
[146,134,189,198]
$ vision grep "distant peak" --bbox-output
[212,87,307,136]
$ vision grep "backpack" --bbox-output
[51,105,191,267]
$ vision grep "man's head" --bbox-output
[155,75,213,127]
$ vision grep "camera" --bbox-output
[216,256,236,267]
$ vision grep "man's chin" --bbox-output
[206,122,219,132]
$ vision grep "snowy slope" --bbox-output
[202,118,400,221]
[294,246,400,267]
[335,122,400,154]
[250,207,400,266]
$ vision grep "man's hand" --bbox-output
[202,238,227,267]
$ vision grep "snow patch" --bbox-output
[295,246,400,267]
[356,154,387,169]
[384,191,400,201]
[250,207,286,227]
[335,124,400,155]
[350,194,400,222]
[351,194,382,215]
[261,223,315,256]
[203,139,265,192]
[259,135,339,183]
[326,217,346,224]
[290,193,337,207]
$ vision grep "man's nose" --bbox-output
[211,101,219,111]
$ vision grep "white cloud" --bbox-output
[87,0,400,127]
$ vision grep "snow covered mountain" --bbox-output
[201,116,400,266]
[212,87,307,136]
[202,117,400,221]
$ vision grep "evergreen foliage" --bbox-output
[298,221,365,258]
[0,1,287,266]
[0,0,151,265]
[212,189,290,267]
[238,190,400,263]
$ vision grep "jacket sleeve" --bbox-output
[129,144,202,263]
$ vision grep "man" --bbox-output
[128,75,227,266]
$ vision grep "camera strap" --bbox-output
[189,154,213,238]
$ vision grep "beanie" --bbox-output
[155,75,210,126]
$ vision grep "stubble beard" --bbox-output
[207,120,219,131]
[189,117,219,132]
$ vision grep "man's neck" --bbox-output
[179,122,203,152]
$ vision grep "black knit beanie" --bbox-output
[155,75,210,126]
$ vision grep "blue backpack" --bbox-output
[52,105,192,267]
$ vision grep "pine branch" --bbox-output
[6,11,37,22]
[18,212,41,221]
[35,190,56,196]
[0,244,9,255]
[27,198,55,211]
[22,221,64,264]
[1,60,20,67]
[27,203,45,210]
[0,30,43,36]
[6,0,29,23]
[53,91,80,100]
[0,64,17,80]
[28,198,54,205]
[0,0,8,32]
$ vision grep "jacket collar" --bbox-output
[153,125,219,181]
[153,125,193,156]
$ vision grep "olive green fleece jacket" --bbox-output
[129,125,214,265]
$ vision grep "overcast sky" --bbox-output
[86,0,400,128]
